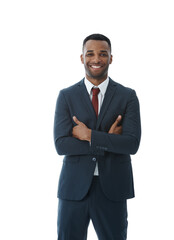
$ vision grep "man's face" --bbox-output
[81,40,112,81]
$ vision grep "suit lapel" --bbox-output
[96,78,117,130]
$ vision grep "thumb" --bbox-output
[114,115,122,127]
[73,116,81,125]
[116,115,122,123]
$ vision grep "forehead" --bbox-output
[84,40,110,52]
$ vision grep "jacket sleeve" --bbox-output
[90,90,141,155]
[54,90,93,156]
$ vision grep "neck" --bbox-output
[85,75,108,86]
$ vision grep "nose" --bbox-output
[93,55,101,63]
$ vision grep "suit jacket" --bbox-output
[54,78,141,201]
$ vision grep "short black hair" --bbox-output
[83,33,111,52]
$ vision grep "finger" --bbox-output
[112,115,122,128]
[72,126,77,135]
[73,116,81,125]
[115,126,122,134]
[116,115,122,122]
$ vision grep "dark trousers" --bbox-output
[57,177,128,240]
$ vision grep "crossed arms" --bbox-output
[54,89,141,156]
[72,115,122,142]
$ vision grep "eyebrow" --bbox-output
[86,50,108,53]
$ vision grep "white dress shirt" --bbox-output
[84,77,109,175]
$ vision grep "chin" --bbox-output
[87,68,108,80]
[89,73,107,80]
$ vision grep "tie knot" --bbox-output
[92,88,100,96]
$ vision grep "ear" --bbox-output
[109,55,113,64]
[80,54,84,64]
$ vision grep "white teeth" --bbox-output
[91,66,101,68]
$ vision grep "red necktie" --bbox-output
[92,88,100,117]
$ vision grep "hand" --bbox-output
[108,115,122,134]
[72,116,91,142]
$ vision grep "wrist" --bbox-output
[86,129,92,142]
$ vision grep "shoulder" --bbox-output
[59,79,83,96]
[109,78,136,96]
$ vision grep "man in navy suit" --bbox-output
[54,34,141,240]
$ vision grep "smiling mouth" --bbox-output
[90,65,103,69]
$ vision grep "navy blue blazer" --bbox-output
[54,78,141,201]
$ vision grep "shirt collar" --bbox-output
[84,77,109,96]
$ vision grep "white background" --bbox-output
[0,0,174,239]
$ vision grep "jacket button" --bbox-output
[92,157,96,161]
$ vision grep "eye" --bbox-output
[100,53,108,57]
[86,53,93,57]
